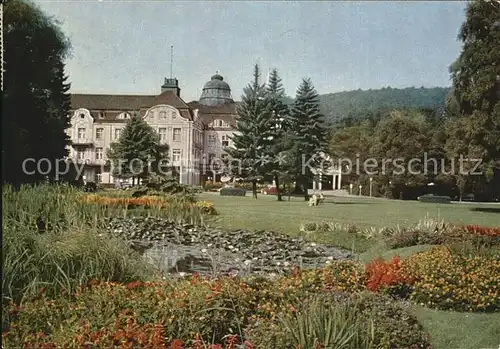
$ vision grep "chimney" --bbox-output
[161,77,181,97]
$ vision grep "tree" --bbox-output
[329,121,375,187]
[225,64,274,199]
[288,78,328,200]
[264,68,292,201]
[448,0,500,200]
[370,111,432,200]
[3,0,71,185]
[107,116,165,185]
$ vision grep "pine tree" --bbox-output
[225,64,274,199]
[107,115,164,185]
[289,78,328,200]
[265,68,293,201]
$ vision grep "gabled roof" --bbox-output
[70,91,191,111]
[151,91,191,110]
[70,94,155,110]
[70,91,193,121]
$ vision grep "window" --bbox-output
[208,134,217,147]
[159,111,166,119]
[173,128,181,142]
[95,128,104,140]
[208,153,216,164]
[212,119,229,128]
[114,128,122,139]
[95,147,103,160]
[159,128,167,143]
[171,111,176,119]
[96,173,102,183]
[172,149,181,162]
[77,128,86,139]
[149,111,155,119]
[77,151,85,160]
[221,153,228,160]
[221,135,229,147]
[79,113,85,119]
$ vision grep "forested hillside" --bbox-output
[284,86,450,122]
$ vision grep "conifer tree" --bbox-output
[225,64,274,199]
[265,68,293,201]
[289,78,328,200]
[107,116,164,185]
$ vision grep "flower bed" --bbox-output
[3,269,430,349]
[81,195,218,215]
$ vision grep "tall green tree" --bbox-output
[370,111,432,199]
[288,78,328,200]
[447,1,500,197]
[107,116,165,186]
[225,64,274,199]
[3,0,71,185]
[448,0,500,199]
[264,68,293,201]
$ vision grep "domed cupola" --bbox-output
[199,72,234,106]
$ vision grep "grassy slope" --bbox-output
[199,192,500,349]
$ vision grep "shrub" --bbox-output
[464,225,500,237]
[271,296,376,349]
[195,201,218,215]
[386,217,455,248]
[400,246,500,312]
[417,194,451,203]
[365,256,405,292]
[220,188,246,196]
[351,292,432,349]
[247,292,431,349]
[83,181,98,192]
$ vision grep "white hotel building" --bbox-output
[67,73,342,189]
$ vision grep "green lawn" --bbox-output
[199,192,500,349]
[200,193,500,233]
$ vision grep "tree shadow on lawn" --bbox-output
[469,207,500,214]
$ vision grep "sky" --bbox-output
[35,0,469,102]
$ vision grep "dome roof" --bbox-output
[199,73,233,106]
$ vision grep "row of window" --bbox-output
[158,128,182,142]
[149,111,177,120]
[207,134,230,147]
[76,148,183,162]
[77,127,183,142]
[77,127,230,147]
[77,127,122,140]
[208,119,230,128]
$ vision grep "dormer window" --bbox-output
[210,119,229,128]
[117,112,131,120]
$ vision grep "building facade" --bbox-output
[67,73,342,189]
[68,74,237,186]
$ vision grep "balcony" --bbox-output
[72,138,93,146]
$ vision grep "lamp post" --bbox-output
[369,177,373,197]
[358,185,362,196]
